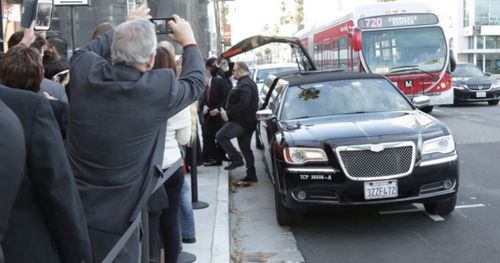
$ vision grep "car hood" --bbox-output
[282,111,448,146]
[452,76,494,85]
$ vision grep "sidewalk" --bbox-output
[182,164,230,263]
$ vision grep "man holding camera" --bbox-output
[67,5,204,262]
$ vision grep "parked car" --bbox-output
[452,63,500,105]
[252,63,301,91]
[256,71,459,225]
[221,35,458,226]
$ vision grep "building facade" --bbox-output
[1,0,210,57]
[455,0,500,74]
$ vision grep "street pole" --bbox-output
[213,0,221,55]
[70,5,75,52]
[0,0,4,53]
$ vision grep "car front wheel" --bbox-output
[488,100,499,106]
[274,185,301,226]
[423,195,457,216]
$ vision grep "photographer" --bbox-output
[67,5,204,262]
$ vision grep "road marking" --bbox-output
[456,204,485,209]
[379,203,486,221]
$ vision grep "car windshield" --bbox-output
[452,64,485,77]
[255,66,299,83]
[280,78,413,120]
[362,27,446,74]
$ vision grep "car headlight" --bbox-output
[492,83,500,89]
[422,135,455,155]
[452,84,465,90]
[283,147,328,164]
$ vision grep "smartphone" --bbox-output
[150,18,174,34]
[34,0,53,31]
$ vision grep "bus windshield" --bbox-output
[361,27,446,75]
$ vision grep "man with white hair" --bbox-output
[67,6,205,262]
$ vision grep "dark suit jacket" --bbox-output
[68,29,204,261]
[202,76,231,112]
[0,86,91,263]
[48,99,69,140]
[226,75,259,131]
[0,99,25,263]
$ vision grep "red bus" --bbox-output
[295,2,453,112]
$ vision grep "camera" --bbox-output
[150,18,174,34]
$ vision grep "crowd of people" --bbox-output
[0,4,259,263]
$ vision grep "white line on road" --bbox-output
[379,203,485,222]
[456,204,485,209]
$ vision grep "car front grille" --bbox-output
[336,142,415,181]
[467,84,491,90]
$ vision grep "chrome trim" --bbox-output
[335,141,416,181]
[418,154,458,167]
[286,167,340,173]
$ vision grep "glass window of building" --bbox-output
[486,36,496,49]
[463,0,470,27]
[491,1,500,25]
[477,36,484,49]
[475,0,489,25]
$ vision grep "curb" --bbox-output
[210,167,230,263]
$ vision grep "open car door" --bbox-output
[220,35,317,71]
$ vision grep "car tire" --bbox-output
[488,100,499,106]
[273,164,301,226]
[423,195,457,216]
[420,105,434,113]
[274,185,301,226]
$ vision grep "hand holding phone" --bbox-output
[34,0,53,31]
[150,18,174,34]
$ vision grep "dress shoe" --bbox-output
[203,159,218,166]
[241,176,258,182]
[182,237,196,244]
[224,160,244,170]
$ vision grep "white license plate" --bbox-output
[476,91,486,98]
[364,180,398,200]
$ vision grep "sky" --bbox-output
[226,0,455,44]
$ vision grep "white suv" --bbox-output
[251,63,300,92]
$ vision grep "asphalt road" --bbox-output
[292,103,500,263]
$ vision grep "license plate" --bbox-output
[476,91,486,98]
[364,180,398,200]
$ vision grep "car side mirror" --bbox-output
[256,108,274,121]
[485,72,492,76]
[412,96,431,108]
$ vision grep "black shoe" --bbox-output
[203,159,218,166]
[241,176,258,182]
[224,160,244,170]
[182,237,196,244]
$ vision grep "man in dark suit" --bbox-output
[67,7,204,262]
[0,85,92,262]
[216,61,259,182]
[0,99,25,263]
[202,64,231,166]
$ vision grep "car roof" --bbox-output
[276,71,387,86]
[254,63,300,70]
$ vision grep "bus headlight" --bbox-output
[283,147,328,164]
[422,135,455,155]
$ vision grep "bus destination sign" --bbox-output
[358,13,438,29]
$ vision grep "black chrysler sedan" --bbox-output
[256,71,459,225]
[452,63,500,105]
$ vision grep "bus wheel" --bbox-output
[420,106,434,113]
[488,100,499,106]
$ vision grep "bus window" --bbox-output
[323,41,331,69]
[314,44,322,69]
[333,39,339,69]
[339,37,348,69]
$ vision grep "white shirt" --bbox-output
[162,106,192,169]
